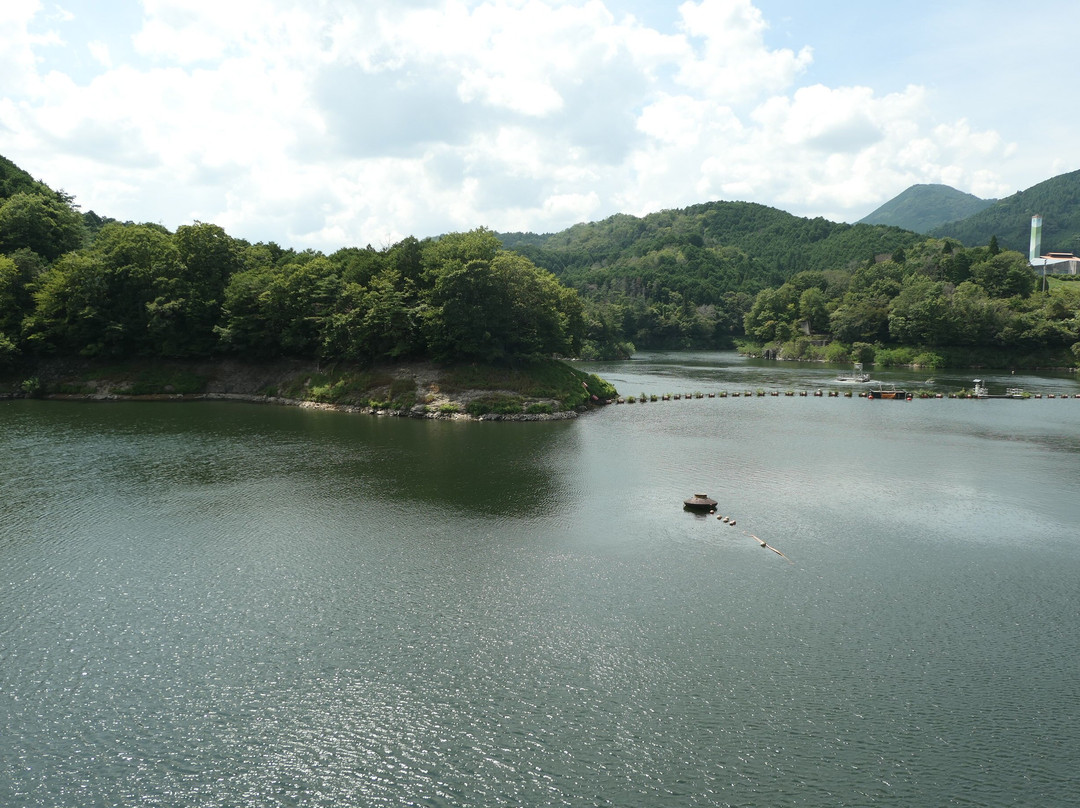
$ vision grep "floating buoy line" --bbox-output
[611,389,1080,404]
[685,494,793,563]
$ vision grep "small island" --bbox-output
[5,356,616,421]
[0,155,618,417]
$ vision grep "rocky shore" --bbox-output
[2,358,609,421]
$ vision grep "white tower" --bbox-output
[1029,215,1043,262]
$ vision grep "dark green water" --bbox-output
[3,352,1079,807]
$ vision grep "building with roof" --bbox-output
[1031,252,1080,275]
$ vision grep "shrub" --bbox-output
[823,342,850,363]
[466,394,525,416]
[875,347,918,367]
[851,342,876,364]
[388,377,417,410]
[125,368,207,395]
[911,351,944,369]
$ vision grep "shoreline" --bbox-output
[0,358,600,421]
[24,390,582,421]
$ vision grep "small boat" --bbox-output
[973,379,1027,399]
[683,493,717,511]
[836,362,870,383]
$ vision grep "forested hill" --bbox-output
[858,184,994,233]
[498,201,918,301]
[1,154,51,199]
[0,154,594,386]
[5,149,1076,369]
[931,169,1080,254]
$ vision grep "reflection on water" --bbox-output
[2,353,1080,807]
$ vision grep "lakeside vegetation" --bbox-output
[2,153,1079,393]
[498,190,1080,368]
[2,152,618,413]
[737,239,1080,369]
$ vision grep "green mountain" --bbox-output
[930,169,1080,255]
[858,183,994,233]
[496,201,920,353]
[499,200,919,303]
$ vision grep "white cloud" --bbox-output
[0,1,49,97]
[675,0,812,102]
[0,0,1059,250]
[87,40,113,68]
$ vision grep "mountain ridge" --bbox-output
[857,183,995,233]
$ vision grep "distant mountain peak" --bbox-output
[858,184,995,233]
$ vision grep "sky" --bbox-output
[3,0,1078,252]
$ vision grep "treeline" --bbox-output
[741,239,1080,367]
[0,191,589,369]
[4,150,1079,371]
[498,200,1080,366]
[499,201,919,354]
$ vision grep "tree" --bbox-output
[323,269,419,363]
[798,287,829,333]
[0,255,27,365]
[829,298,890,343]
[95,222,187,355]
[743,285,799,342]
[0,192,85,261]
[970,251,1036,299]
[421,229,500,286]
[887,279,952,345]
[331,245,386,287]
[425,250,583,362]
[23,253,111,355]
[215,265,279,356]
[24,223,188,357]
[217,257,341,358]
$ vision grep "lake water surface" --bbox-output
[2,352,1079,807]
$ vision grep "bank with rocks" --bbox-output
[1,357,618,421]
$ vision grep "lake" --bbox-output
[2,351,1079,807]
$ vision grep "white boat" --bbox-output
[836,362,870,383]
[973,379,1027,399]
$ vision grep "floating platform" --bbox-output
[867,388,909,400]
[683,493,717,511]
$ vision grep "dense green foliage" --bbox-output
[0,155,47,200]
[0,155,587,373]
[740,239,1080,367]
[8,223,584,369]
[499,201,920,355]
[3,152,1079,374]
[858,183,995,233]
[931,169,1080,254]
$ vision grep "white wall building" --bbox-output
[1031,252,1080,275]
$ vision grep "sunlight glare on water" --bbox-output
[2,352,1079,807]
